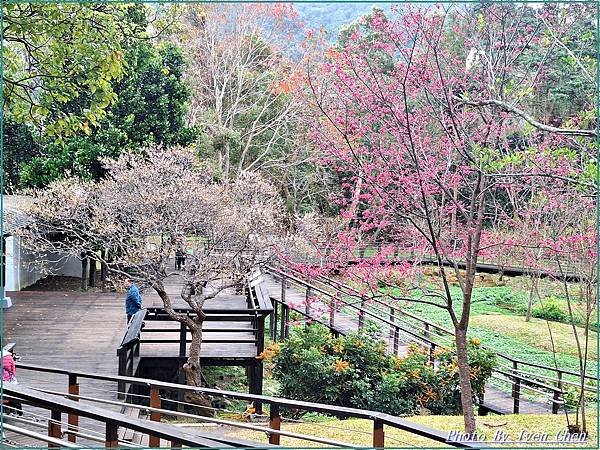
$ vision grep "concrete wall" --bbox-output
[47,252,82,278]
[4,235,82,291]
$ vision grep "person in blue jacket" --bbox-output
[124,277,143,323]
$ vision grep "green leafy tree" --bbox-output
[17,42,195,188]
[2,120,41,193]
[3,2,147,136]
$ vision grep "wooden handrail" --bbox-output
[265,265,437,347]
[15,363,476,448]
[4,384,263,448]
[31,387,357,448]
[264,264,595,418]
[1,423,81,448]
[314,270,597,381]
[305,242,582,280]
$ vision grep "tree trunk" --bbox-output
[455,327,476,434]
[100,250,108,292]
[525,275,535,322]
[182,322,214,417]
[88,254,96,287]
[81,256,89,291]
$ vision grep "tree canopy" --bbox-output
[3,2,147,136]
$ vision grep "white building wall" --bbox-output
[5,236,20,291]
[4,236,83,292]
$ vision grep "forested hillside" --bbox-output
[293,2,392,36]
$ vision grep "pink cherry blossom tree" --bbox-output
[299,4,596,433]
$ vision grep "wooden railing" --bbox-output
[263,265,597,415]
[3,381,262,448]
[299,242,583,281]
[13,363,478,448]
[116,309,146,398]
[266,265,440,354]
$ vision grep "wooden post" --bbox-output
[329,302,335,328]
[149,385,161,447]
[127,348,134,377]
[305,287,311,316]
[358,300,366,329]
[429,343,436,365]
[67,375,79,443]
[424,323,430,339]
[373,419,385,448]
[88,255,96,287]
[512,361,520,414]
[105,422,119,449]
[48,410,62,448]
[552,371,563,414]
[389,308,395,339]
[100,250,108,292]
[284,305,290,339]
[117,350,126,399]
[272,302,278,342]
[281,275,286,304]
[269,404,281,445]
[248,363,264,413]
[254,316,266,414]
[393,327,399,355]
[179,321,187,357]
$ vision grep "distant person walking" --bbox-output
[124,278,143,323]
[175,248,185,270]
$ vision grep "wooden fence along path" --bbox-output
[3,363,480,449]
[261,265,596,416]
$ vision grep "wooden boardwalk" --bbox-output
[2,289,127,446]
[141,275,258,360]
[1,273,265,447]
[2,289,126,396]
[261,271,554,415]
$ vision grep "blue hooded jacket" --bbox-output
[125,283,143,316]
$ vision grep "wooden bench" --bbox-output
[254,282,273,312]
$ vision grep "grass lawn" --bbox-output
[219,412,598,447]
[386,284,598,377]
[471,314,597,360]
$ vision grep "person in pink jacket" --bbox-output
[2,349,22,417]
[2,349,17,383]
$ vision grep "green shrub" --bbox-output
[532,298,568,322]
[269,324,496,417]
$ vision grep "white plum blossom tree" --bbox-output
[22,146,284,407]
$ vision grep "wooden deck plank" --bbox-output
[1,273,265,447]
